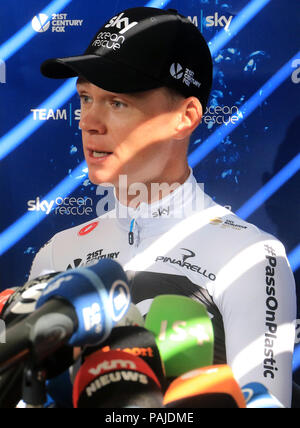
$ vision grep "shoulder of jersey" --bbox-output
[52,209,117,241]
[202,200,275,244]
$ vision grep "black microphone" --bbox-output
[0,272,61,326]
[83,326,166,391]
[0,259,131,374]
[0,273,73,408]
[73,349,164,408]
[0,272,73,379]
[0,366,24,409]
[47,307,146,408]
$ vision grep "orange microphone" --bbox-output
[164,364,246,408]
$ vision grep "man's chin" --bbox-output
[88,170,119,187]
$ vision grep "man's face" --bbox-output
[76,79,184,188]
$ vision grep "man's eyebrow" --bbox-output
[76,76,89,87]
[75,77,157,102]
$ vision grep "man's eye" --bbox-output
[79,95,92,104]
[111,100,127,109]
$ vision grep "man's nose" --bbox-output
[79,105,107,134]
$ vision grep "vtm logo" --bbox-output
[32,14,51,32]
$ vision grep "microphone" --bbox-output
[0,259,131,373]
[0,272,61,326]
[47,305,145,408]
[0,366,24,409]
[42,259,130,410]
[0,273,70,409]
[72,302,144,362]
[115,303,145,327]
[145,295,214,378]
[83,326,166,390]
[163,365,246,408]
[242,382,285,408]
[73,349,164,408]
[0,289,17,316]
[36,259,131,346]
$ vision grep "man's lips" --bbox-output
[86,148,114,163]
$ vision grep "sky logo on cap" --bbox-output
[105,12,138,35]
[170,63,184,80]
[109,280,130,322]
[32,14,51,33]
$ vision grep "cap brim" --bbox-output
[41,54,163,94]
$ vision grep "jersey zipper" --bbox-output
[128,219,135,246]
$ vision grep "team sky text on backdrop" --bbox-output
[2,17,299,85]
[30,12,233,33]
[30,104,243,128]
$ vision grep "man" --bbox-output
[29,7,296,407]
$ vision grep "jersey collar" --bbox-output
[114,169,205,236]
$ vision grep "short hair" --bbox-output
[162,86,186,110]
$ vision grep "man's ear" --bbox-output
[174,97,203,139]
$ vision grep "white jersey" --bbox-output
[29,170,296,407]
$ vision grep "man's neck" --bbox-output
[115,164,191,209]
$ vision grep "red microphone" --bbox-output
[73,349,164,408]
[82,326,166,390]
[0,289,16,316]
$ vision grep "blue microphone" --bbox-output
[242,382,284,408]
[0,259,131,373]
[36,259,130,346]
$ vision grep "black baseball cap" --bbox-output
[41,7,213,111]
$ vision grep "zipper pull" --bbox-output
[129,219,135,246]
[128,232,134,246]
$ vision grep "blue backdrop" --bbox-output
[0,0,299,378]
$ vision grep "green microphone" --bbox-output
[145,295,214,378]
